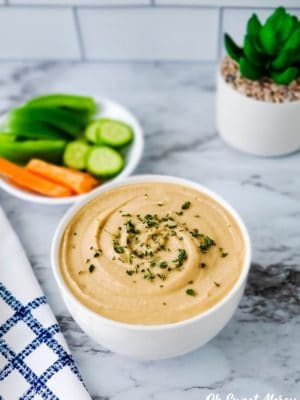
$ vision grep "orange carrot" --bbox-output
[26,159,99,194]
[0,157,73,197]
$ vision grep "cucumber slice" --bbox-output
[85,120,101,144]
[98,119,134,147]
[63,141,91,170]
[87,146,124,177]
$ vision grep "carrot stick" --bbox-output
[0,157,73,197]
[26,159,99,194]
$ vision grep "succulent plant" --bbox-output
[224,7,300,85]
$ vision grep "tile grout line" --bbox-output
[73,6,85,61]
[217,6,224,62]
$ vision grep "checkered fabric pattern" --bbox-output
[0,282,84,399]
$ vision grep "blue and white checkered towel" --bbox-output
[0,206,91,400]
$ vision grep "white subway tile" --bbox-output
[78,8,219,61]
[156,0,300,6]
[0,8,80,59]
[9,0,150,5]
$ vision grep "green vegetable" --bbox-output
[224,7,300,84]
[85,119,134,148]
[6,116,65,140]
[0,133,16,142]
[85,120,101,144]
[9,106,88,137]
[63,141,91,170]
[26,94,97,116]
[87,146,124,177]
[0,140,66,164]
[186,288,196,296]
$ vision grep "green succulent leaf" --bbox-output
[243,35,265,66]
[224,33,243,62]
[271,66,298,84]
[283,26,300,51]
[271,49,293,70]
[239,57,264,80]
[247,14,262,38]
[267,6,286,27]
[259,22,278,55]
[277,13,297,43]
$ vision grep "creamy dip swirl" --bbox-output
[60,182,245,325]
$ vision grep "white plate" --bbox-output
[0,96,144,205]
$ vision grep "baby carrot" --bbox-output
[26,159,99,194]
[0,157,73,197]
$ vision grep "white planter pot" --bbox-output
[216,71,300,156]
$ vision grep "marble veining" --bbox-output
[0,61,299,399]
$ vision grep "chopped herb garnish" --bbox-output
[78,270,83,275]
[94,251,101,258]
[200,262,207,268]
[175,211,183,216]
[125,220,140,234]
[186,288,196,296]
[199,235,215,253]
[126,270,134,276]
[144,214,159,227]
[159,261,168,269]
[188,280,194,284]
[122,213,132,217]
[157,202,164,207]
[181,201,191,210]
[173,248,187,267]
[214,281,221,287]
[144,268,155,281]
[219,247,228,258]
[89,264,95,273]
[113,240,125,254]
[190,228,200,238]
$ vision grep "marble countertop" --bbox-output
[0,62,299,400]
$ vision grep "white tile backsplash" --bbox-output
[155,0,300,6]
[0,8,80,59]
[0,2,299,62]
[9,0,150,5]
[78,8,219,61]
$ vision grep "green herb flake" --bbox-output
[181,201,191,210]
[173,248,187,267]
[219,247,229,258]
[126,270,135,276]
[159,261,168,269]
[89,264,96,273]
[214,281,221,287]
[186,288,196,296]
[199,235,216,253]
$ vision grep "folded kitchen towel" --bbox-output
[0,206,91,400]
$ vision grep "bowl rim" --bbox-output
[51,174,251,331]
[0,96,144,205]
[217,68,300,108]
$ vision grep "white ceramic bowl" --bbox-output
[51,175,251,360]
[0,97,144,205]
[216,71,300,156]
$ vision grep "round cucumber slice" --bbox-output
[98,119,134,148]
[63,141,90,170]
[85,121,101,144]
[87,146,124,177]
